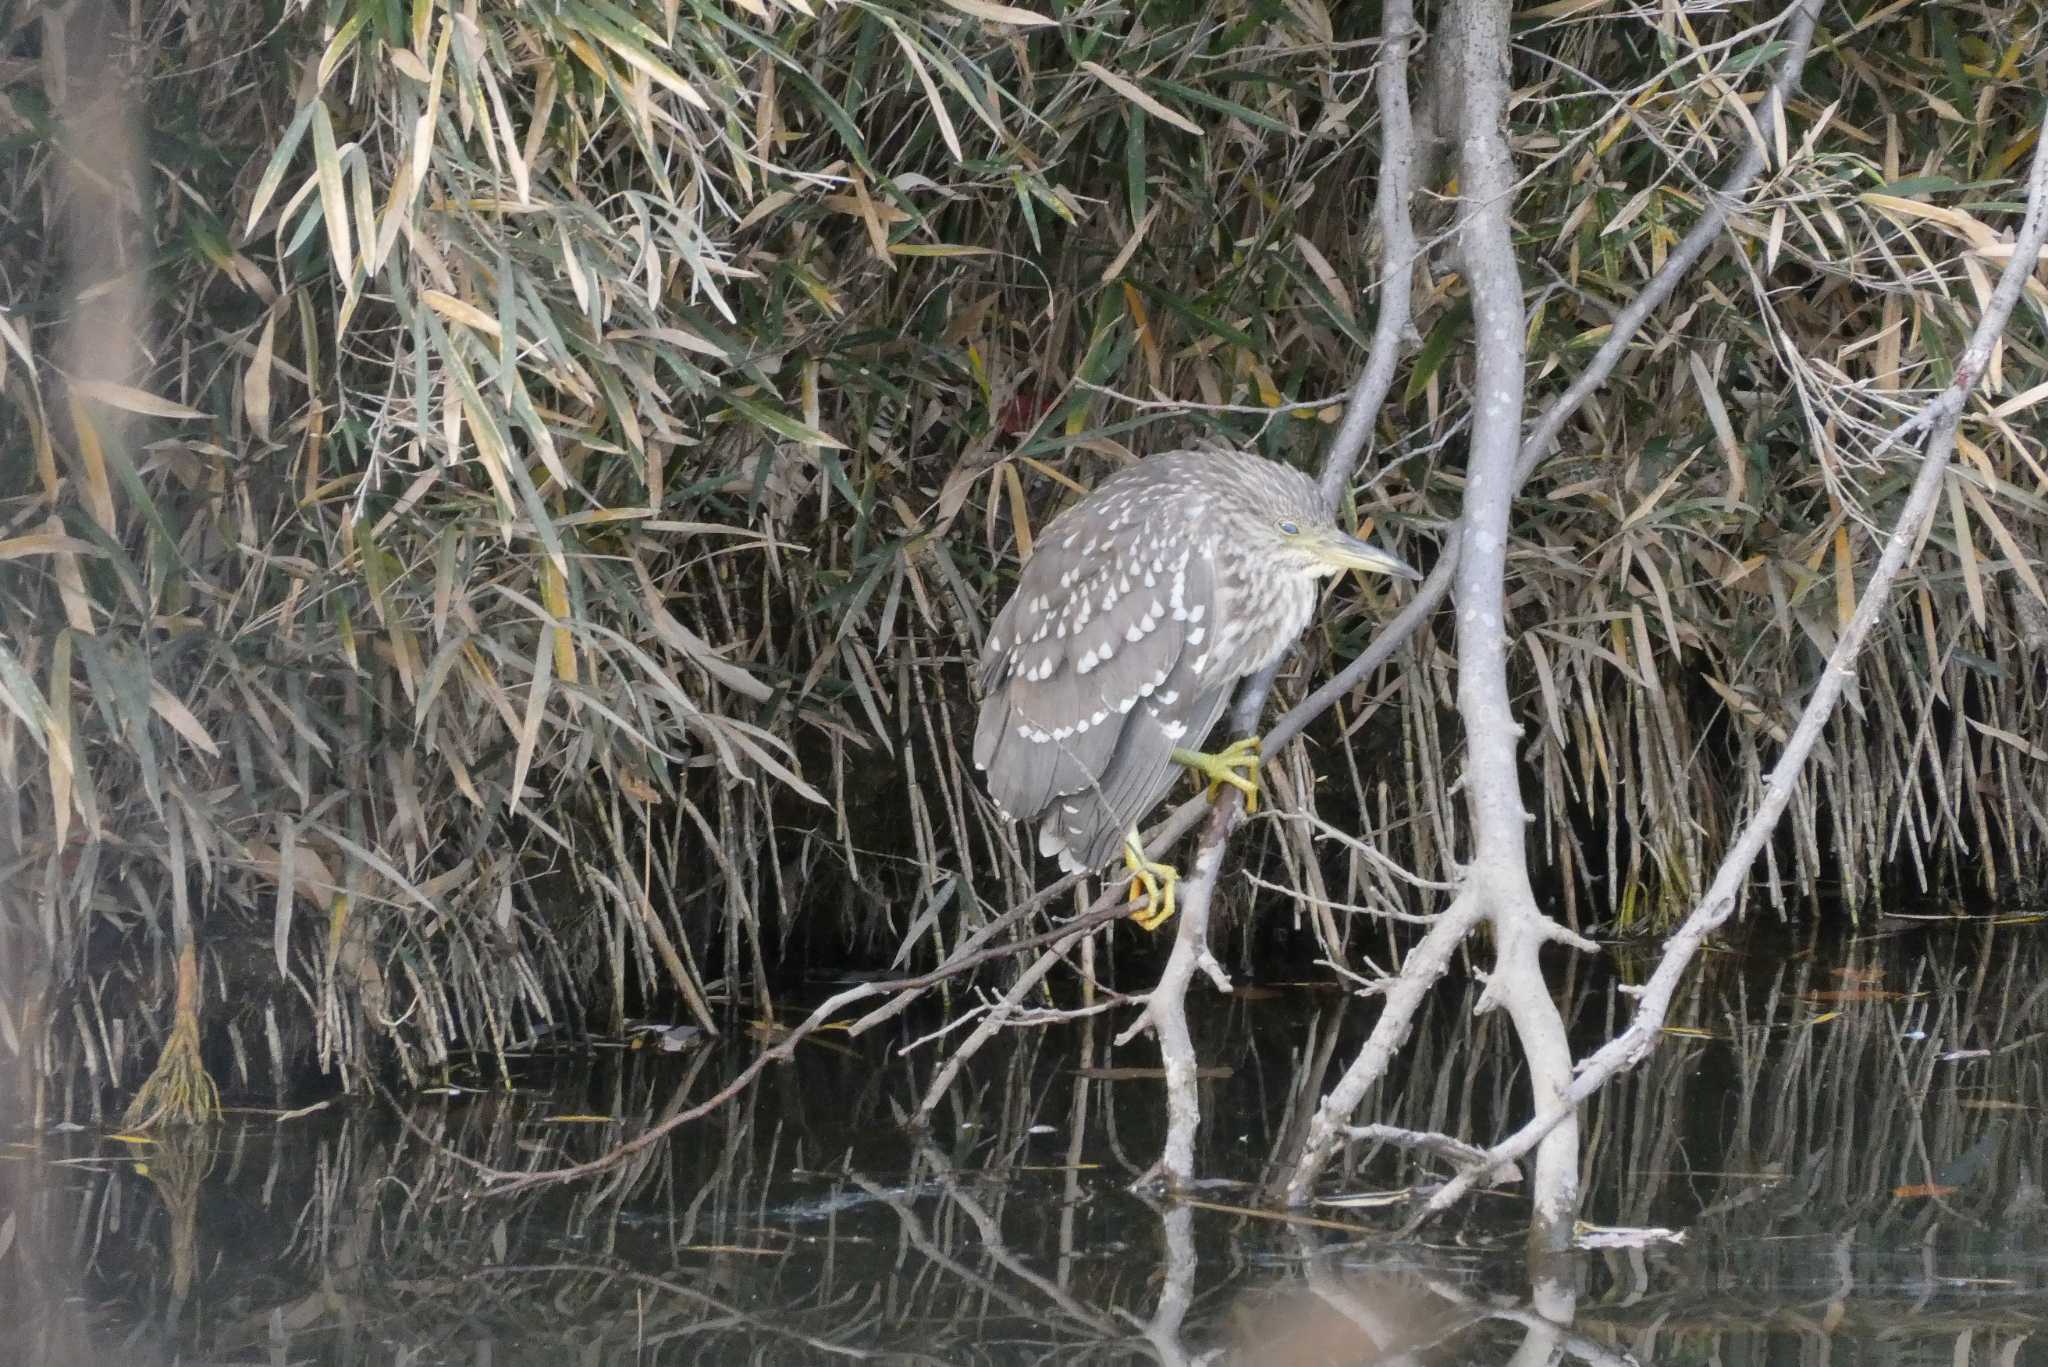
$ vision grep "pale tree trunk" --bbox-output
[1280,0,1830,1223]
[1440,0,1581,1250]
[1419,111,2048,1215]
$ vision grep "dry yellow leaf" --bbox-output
[70,380,207,420]
[422,289,501,337]
[939,0,1057,26]
[1080,61,1202,136]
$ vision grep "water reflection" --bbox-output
[10,920,2048,1363]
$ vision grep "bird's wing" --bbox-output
[976,539,1175,826]
[972,527,1232,871]
[1059,672,1233,870]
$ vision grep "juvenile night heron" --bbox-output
[973,448,1420,929]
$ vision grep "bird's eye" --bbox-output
[1278,520,1300,536]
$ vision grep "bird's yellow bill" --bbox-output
[1316,533,1421,581]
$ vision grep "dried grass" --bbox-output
[0,0,2044,1100]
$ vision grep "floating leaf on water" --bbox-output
[1014,1163,1101,1172]
[1892,1183,1960,1199]
[1312,1190,1410,1209]
[1573,1222,1688,1249]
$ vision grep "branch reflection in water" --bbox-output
[13,920,2048,1364]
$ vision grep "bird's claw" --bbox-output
[1174,736,1263,813]
[1122,834,1180,932]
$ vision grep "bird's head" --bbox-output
[1213,452,1422,583]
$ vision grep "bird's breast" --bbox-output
[1213,559,1321,679]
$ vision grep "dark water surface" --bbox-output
[10,917,2048,1364]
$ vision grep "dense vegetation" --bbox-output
[2,0,2045,1120]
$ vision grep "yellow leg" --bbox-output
[1171,735,1262,813]
[1122,832,1180,932]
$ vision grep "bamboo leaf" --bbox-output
[937,0,1056,26]
[245,100,318,234]
[0,532,102,560]
[882,18,963,163]
[0,636,53,746]
[1145,77,1292,136]
[245,304,280,441]
[47,631,75,853]
[64,397,118,537]
[275,817,297,978]
[310,100,354,284]
[150,681,222,758]
[316,11,367,88]
[1405,298,1472,405]
[508,611,555,812]
[70,380,207,421]
[1081,61,1202,136]
[724,391,847,448]
[423,289,502,337]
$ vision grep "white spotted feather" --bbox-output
[974,449,1347,872]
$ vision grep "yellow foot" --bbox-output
[1122,833,1180,932]
[1171,735,1263,812]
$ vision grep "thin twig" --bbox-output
[1075,378,1352,417]
[484,890,1136,1192]
[912,925,1095,1118]
[1345,1122,1522,1184]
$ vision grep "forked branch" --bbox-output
[1415,111,2048,1220]
[1279,0,1831,1210]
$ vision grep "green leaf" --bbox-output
[723,391,848,449]
[1131,280,1257,350]
[1404,297,1472,405]
[0,635,53,746]
[1146,77,1291,136]
[245,100,319,234]
[1125,105,1148,221]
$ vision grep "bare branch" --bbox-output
[1129,0,1426,1192]
[1431,0,1581,1247]
[912,925,1097,1119]
[485,884,1137,1193]
[1418,109,2048,1222]
[1345,1123,1522,1185]
[1278,891,1486,1207]
[1278,0,1840,1215]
